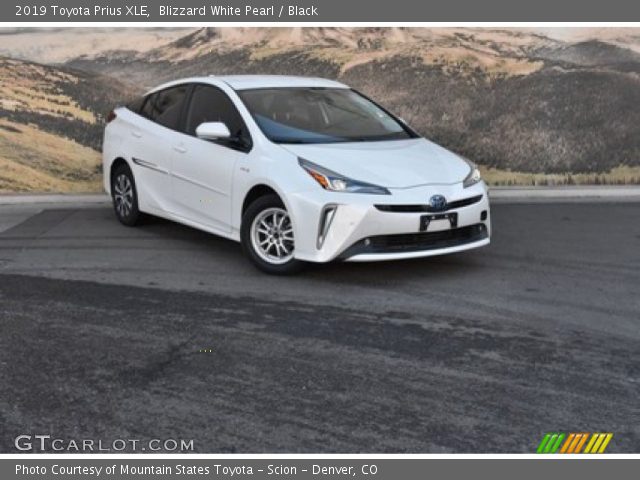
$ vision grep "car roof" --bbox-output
[217,75,349,90]
[147,75,349,94]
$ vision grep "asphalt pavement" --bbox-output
[0,200,638,452]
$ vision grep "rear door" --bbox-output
[126,84,188,212]
[169,84,252,232]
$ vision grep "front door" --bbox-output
[170,84,252,232]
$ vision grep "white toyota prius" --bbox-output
[103,75,490,274]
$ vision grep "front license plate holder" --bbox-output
[420,212,457,232]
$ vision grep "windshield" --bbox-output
[237,88,415,144]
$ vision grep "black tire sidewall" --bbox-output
[111,164,141,226]
[241,194,303,275]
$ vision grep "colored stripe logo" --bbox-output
[537,433,613,454]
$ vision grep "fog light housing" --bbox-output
[317,205,337,249]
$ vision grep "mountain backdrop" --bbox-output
[1,27,640,192]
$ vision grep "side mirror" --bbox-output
[196,122,231,140]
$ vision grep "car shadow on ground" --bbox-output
[135,212,489,285]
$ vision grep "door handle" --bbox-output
[173,145,187,153]
[131,131,142,138]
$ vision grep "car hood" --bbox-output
[280,138,471,188]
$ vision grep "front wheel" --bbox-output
[241,194,304,275]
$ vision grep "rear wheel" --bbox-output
[111,163,141,226]
[241,194,304,275]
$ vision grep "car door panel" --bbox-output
[121,111,173,212]
[125,86,188,213]
[170,84,252,232]
[170,135,241,232]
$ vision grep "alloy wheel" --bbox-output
[250,207,295,264]
[113,173,134,218]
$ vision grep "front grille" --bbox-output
[375,194,483,213]
[339,224,488,259]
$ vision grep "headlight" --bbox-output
[298,158,390,195]
[461,157,482,188]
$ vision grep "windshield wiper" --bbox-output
[275,138,348,144]
[274,139,319,144]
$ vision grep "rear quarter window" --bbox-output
[126,96,145,114]
[140,93,157,120]
[137,86,189,131]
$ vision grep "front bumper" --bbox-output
[287,181,491,263]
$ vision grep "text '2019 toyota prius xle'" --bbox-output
[103,75,490,274]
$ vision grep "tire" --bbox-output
[111,163,142,226]
[241,194,304,275]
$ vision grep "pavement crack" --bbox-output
[119,335,196,387]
